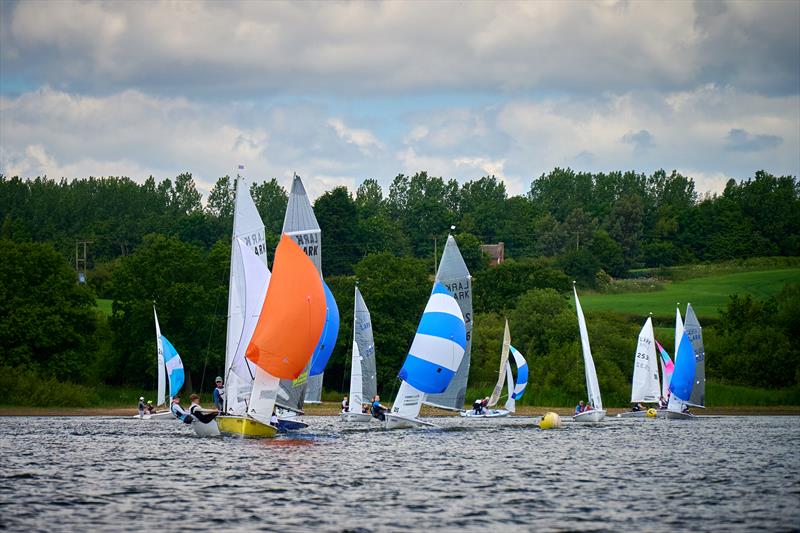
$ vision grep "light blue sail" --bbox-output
[398,282,466,394]
[509,345,528,400]
[309,280,340,376]
[668,331,695,402]
[162,335,184,398]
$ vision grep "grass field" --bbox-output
[95,298,113,316]
[580,268,800,319]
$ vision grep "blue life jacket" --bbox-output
[171,403,194,424]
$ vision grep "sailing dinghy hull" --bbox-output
[618,410,666,419]
[383,413,437,430]
[132,411,174,421]
[665,410,695,420]
[192,419,221,437]
[459,409,510,418]
[217,415,278,438]
[573,409,606,423]
[340,412,374,423]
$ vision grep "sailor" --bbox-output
[657,396,667,409]
[170,396,195,424]
[632,402,645,412]
[473,398,483,415]
[575,400,585,414]
[361,403,370,414]
[341,395,349,413]
[370,395,389,421]
[481,397,489,413]
[145,400,155,415]
[189,393,217,424]
[138,397,145,418]
[212,377,225,412]
[270,408,279,427]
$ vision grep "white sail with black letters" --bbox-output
[423,235,472,411]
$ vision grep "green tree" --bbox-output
[0,240,97,381]
[314,186,360,275]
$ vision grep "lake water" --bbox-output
[2,415,798,531]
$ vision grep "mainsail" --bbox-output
[348,286,378,411]
[684,303,706,407]
[280,174,324,409]
[154,306,166,407]
[668,331,696,412]
[631,316,660,403]
[488,319,511,407]
[224,172,268,415]
[391,282,467,420]
[424,235,472,411]
[573,285,603,411]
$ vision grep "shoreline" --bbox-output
[1,403,799,417]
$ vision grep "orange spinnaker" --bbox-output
[245,234,326,379]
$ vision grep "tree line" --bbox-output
[0,169,797,403]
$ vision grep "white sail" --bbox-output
[391,380,426,419]
[247,366,281,424]
[224,172,268,415]
[684,303,706,407]
[573,285,603,411]
[674,306,683,360]
[348,286,377,412]
[154,306,166,407]
[631,316,660,403]
[278,174,323,409]
[488,319,511,407]
[424,235,473,411]
[503,363,515,413]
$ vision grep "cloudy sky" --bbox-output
[1,0,798,199]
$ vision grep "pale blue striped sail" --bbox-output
[509,345,528,400]
[669,331,695,402]
[309,280,340,376]
[398,282,466,394]
[162,336,184,398]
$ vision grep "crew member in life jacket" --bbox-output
[341,395,349,413]
[212,377,224,412]
[170,396,195,424]
[145,400,155,415]
[138,397,145,418]
[189,393,218,424]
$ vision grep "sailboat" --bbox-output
[684,303,706,409]
[619,315,661,418]
[384,282,467,429]
[572,284,606,423]
[340,284,378,423]
[217,234,327,436]
[666,329,696,419]
[461,319,528,418]
[135,306,183,421]
[423,234,473,413]
[279,173,326,410]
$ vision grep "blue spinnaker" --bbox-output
[309,280,340,376]
[669,331,695,402]
[162,335,184,398]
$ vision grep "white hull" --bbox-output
[192,418,221,437]
[132,410,173,421]
[573,409,606,423]
[340,411,374,423]
[383,413,438,430]
[459,409,510,418]
[618,409,667,419]
[665,410,696,420]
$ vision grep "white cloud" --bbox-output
[2,1,797,96]
[327,118,384,154]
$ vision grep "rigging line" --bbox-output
[200,270,226,393]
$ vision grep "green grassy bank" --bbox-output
[581,268,800,319]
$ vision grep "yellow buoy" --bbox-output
[539,411,562,430]
[646,408,658,418]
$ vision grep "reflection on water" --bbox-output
[2,415,798,531]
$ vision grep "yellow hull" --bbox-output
[217,416,278,438]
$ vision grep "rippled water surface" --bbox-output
[2,415,799,531]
